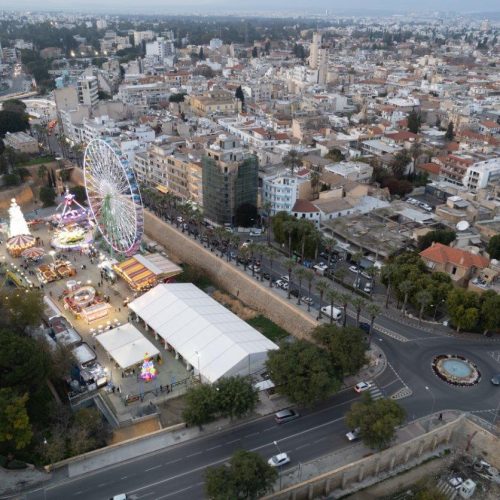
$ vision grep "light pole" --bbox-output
[273,440,282,490]
[425,386,436,431]
[194,350,201,381]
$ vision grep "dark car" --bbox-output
[358,322,371,334]
[289,288,300,298]
[275,409,299,424]
[491,374,500,386]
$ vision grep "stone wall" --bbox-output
[144,211,318,339]
[0,184,34,209]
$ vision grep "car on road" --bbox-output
[320,305,343,321]
[110,495,127,500]
[262,272,271,281]
[354,381,371,393]
[491,374,500,386]
[290,288,300,298]
[363,282,372,293]
[268,453,290,467]
[345,427,361,441]
[302,296,314,306]
[275,409,300,424]
[358,322,371,334]
[349,265,359,273]
[280,275,289,282]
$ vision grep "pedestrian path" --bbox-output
[366,381,384,401]
[487,351,500,364]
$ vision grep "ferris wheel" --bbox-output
[83,138,144,255]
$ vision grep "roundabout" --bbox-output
[432,354,481,386]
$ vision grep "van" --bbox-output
[321,305,343,321]
[274,409,299,424]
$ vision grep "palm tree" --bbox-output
[294,267,308,305]
[283,149,303,176]
[351,296,366,326]
[247,242,258,276]
[283,220,296,258]
[262,201,273,246]
[229,234,241,263]
[335,267,347,285]
[415,290,433,324]
[365,266,378,295]
[399,280,414,316]
[254,243,266,281]
[365,303,381,346]
[265,247,279,287]
[315,279,330,319]
[325,288,340,324]
[297,219,312,261]
[351,251,363,282]
[284,258,296,300]
[310,169,321,200]
[304,269,315,312]
[340,293,351,327]
[321,236,337,271]
[239,245,251,271]
[381,263,396,309]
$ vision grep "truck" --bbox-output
[320,305,343,321]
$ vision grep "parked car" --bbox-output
[268,453,290,467]
[349,265,359,273]
[280,275,290,282]
[262,273,271,281]
[491,374,500,386]
[363,282,372,293]
[302,296,314,306]
[320,305,343,321]
[274,279,284,288]
[354,381,371,393]
[290,288,300,298]
[345,427,361,441]
[358,322,371,334]
[275,409,300,424]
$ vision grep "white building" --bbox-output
[77,75,99,107]
[128,283,278,383]
[133,30,155,46]
[263,173,305,215]
[463,158,500,192]
[325,161,373,183]
[209,38,223,50]
[145,37,174,62]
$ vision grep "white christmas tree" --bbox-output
[8,198,31,238]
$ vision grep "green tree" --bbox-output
[407,109,421,134]
[446,288,480,332]
[198,47,205,60]
[417,230,456,251]
[69,407,107,456]
[252,46,258,58]
[283,149,303,176]
[351,296,366,326]
[0,289,45,333]
[205,450,277,500]
[366,303,381,346]
[345,394,406,450]
[294,267,308,305]
[315,279,330,319]
[266,340,340,406]
[303,268,315,312]
[183,384,218,427]
[0,389,32,450]
[415,290,433,324]
[479,290,500,336]
[0,110,30,137]
[215,377,258,420]
[487,234,500,260]
[313,324,367,376]
[325,148,345,162]
[39,185,56,207]
[235,85,245,110]
[37,163,48,181]
[399,280,414,315]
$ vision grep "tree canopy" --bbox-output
[417,229,456,251]
[39,185,57,207]
[0,389,32,450]
[487,234,500,260]
[345,394,406,449]
[266,339,341,406]
[205,450,277,500]
[0,109,30,138]
[407,109,421,134]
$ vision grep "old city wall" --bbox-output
[144,211,317,339]
[0,183,34,209]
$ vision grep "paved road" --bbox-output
[26,390,365,500]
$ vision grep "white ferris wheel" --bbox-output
[83,138,144,255]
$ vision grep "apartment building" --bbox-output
[77,76,99,107]
[435,154,474,186]
[187,90,241,117]
[462,158,500,192]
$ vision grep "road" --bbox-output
[26,390,365,500]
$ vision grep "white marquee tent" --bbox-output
[96,323,160,370]
[128,283,279,383]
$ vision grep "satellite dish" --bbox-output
[456,220,470,231]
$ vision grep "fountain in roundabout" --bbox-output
[432,354,481,386]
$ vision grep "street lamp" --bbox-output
[425,386,436,431]
[194,350,201,381]
[273,441,283,490]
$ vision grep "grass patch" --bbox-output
[19,155,55,166]
[248,315,289,342]
[175,264,214,291]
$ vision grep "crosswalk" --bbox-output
[488,351,500,364]
[367,381,384,400]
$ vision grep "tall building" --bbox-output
[309,32,328,84]
[145,37,174,61]
[202,135,258,225]
[309,32,322,69]
[77,76,99,107]
[463,159,500,192]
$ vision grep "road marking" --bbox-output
[155,485,195,499]
[245,432,259,438]
[226,438,240,444]
[186,451,202,458]
[206,445,222,451]
[137,493,156,499]
[488,351,500,364]
[262,426,275,432]
[295,443,311,450]
[97,482,108,487]
[121,476,128,479]
[164,458,182,465]
[313,438,324,444]
[73,491,82,496]
[128,416,346,496]
[144,465,162,471]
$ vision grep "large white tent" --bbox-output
[128,283,279,383]
[96,323,160,370]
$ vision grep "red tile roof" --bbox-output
[418,162,440,175]
[292,199,319,213]
[420,243,489,270]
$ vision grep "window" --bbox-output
[451,266,457,275]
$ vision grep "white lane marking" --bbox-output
[128,415,345,495]
[262,426,275,432]
[226,438,240,444]
[295,443,311,450]
[164,458,182,465]
[186,451,202,458]
[206,445,222,451]
[155,485,194,499]
[145,465,162,471]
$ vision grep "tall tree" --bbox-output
[283,149,303,176]
[445,121,454,141]
[407,109,421,134]
[351,296,366,326]
[215,376,258,420]
[303,269,315,312]
[235,85,245,111]
[365,304,381,346]
[315,279,330,319]
[415,290,433,324]
[487,234,500,260]
[0,389,32,450]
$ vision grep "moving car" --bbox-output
[354,381,371,393]
[275,409,300,424]
[345,427,361,441]
[268,453,290,467]
[491,374,500,386]
[320,305,343,321]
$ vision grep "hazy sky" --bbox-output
[0,0,498,14]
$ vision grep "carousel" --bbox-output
[6,199,36,257]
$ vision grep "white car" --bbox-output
[364,283,372,293]
[354,381,371,393]
[349,265,359,273]
[346,427,361,441]
[302,296,314,305]
[268,453,290,467]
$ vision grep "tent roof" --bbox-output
[129,283,278,383]
[72,343,96,366]
[96,323,159,370]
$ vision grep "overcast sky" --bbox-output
[0,0,498,14]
